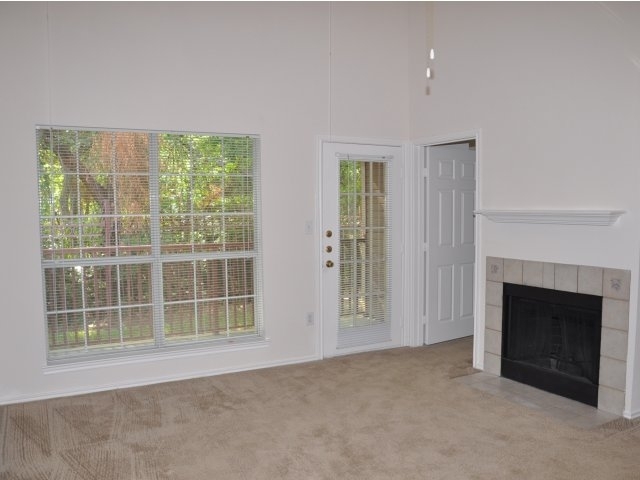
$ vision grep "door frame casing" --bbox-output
[408,130,484,370]
[315,135,410,359]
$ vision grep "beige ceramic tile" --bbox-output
[544,405,583,423]
[601,327,628,362]
[566,414,613,430]
[523,261,544,287]
[598,385,625,415]
[602,298,630,332]
[504,258,523,284]
[485,328,502,356]
[542,263,555,289]
[485,305,502,331]
[550,396,602,416]
[555,264,578,293]
[484,352,501,376]
[486,257,504,282]
[578,265,603,296]
[486,281,503,307]
[603,268,631,301]
[599,356,626,392]
[454,372,496,385]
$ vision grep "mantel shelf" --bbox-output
[474,209,626,226]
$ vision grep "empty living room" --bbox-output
[1,2,640,479]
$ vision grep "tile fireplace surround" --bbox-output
[484,257,630,415]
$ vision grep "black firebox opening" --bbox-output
[501,283,602,407]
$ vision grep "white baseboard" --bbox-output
[623,407,640,420]
[0,353,321,406]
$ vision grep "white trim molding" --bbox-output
[625,408,640,420]
[474,209,625,226]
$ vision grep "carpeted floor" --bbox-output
[1,337,640,479]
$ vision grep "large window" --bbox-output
[37,127,262,363]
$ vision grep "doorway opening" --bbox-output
[416,136,479,358]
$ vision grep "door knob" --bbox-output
[326,260,334,268]
[325,246,333,253]
[326,230,333,238]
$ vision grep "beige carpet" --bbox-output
[1,337,640,479]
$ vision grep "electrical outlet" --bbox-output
[306,312,314,326]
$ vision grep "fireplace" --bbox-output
[501,283,602,406]
[484,257,630,415]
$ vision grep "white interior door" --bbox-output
[425,143,476,344]
[321,142,402,357]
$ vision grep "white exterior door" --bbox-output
[321,142,403,357]
[425,143,476,344]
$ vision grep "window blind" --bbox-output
[37,127,263,362]
[336,157,392,349]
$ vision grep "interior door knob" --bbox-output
[326,260,334,268]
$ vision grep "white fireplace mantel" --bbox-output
[474,209,626,226]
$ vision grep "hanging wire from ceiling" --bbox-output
[46,2,53,124]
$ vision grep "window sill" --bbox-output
[43,336,270,374]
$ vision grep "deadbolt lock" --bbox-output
[325,246,333,253]
[326,230,333,238]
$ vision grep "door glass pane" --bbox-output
[338,159,390,343]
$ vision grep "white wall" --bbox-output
[409,2,640,416]
[0,2,410,403]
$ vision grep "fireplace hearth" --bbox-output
[501,283,602,406]
[484,257,630,415]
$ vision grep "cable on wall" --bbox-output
[46,2,53,124]
[329,1,333,140]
